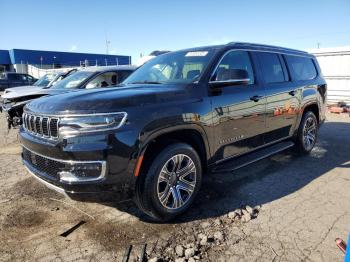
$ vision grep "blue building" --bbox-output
[0,49,131,73]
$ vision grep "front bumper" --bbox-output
[19,127,140,199]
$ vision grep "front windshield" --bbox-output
[51,71,93,89]
[123,50,215,85]
[34,73,57,87]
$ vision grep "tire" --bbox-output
[295,111,318,154]
[135,143,202,222]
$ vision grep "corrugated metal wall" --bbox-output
[310,47,350,105]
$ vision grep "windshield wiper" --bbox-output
[128,81,162,85]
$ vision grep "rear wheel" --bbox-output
[135,143,202,222]
[295,111,318,154]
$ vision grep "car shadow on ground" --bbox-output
[73,121,350,224]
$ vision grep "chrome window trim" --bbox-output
[210,48,314,82]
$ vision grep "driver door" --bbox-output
[210,50,266,162]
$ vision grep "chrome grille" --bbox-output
[23,113,59,139]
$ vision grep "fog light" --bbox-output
[58,162,106,183]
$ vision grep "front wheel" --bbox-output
[295,111,318,154]
[135,143,202,222]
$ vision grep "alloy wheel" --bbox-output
[157,154,197,210]
[302,116,317,151]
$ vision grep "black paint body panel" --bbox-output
[19,43,327,198]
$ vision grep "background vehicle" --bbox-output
[0,72,36,91]
[136,50,170,66]
[1,66,135,128]
[20,43,326,221]
[2,69,77,97]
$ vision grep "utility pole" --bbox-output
[105,39,110,55]
[317,42,321,49]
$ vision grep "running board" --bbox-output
[211,141,295,173]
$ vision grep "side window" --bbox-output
[27,75,34,82]
[86,72,119,89]
[118,71,133,83]
[257,53,285,83]
[7,74,18,81]
[285,55,317,81]
[182,63,203,81]
[20,74,28,81]
[213,51,254,84]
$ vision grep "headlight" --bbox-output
[59,112,127,136]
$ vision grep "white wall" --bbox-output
[26,65,78,79]
[308,46,350,105]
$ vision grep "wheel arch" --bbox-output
[135,125,211,180]
[294,102,320,137]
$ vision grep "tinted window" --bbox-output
[21,74,28,81]
[214,51,254,84]
[118,70,133,82]
[258,53,285,83]
[7,74,20,81]
[285,55,317,81]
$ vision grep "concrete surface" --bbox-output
[0,112,349,261]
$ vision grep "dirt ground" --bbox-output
[0,110,349,262]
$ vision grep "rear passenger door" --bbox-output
[256,52,301,143]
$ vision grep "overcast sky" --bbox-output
[1,0,350,63]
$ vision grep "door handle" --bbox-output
[289,90,296,96]
[250,95,263,102]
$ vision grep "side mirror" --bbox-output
[209,68,250,88]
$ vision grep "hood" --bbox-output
[26,84,190,115]
[2,86,44,99]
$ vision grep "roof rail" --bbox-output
[226,42,308,54]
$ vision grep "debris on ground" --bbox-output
[328,102,350,115]
[60,220,86,237]
[144,205,262,261]
[335,238,347,254]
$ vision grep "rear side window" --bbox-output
[8,74,21,81]
[257,53,285,83]
[285,55,317,81]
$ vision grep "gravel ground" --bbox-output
[0,111,349,261]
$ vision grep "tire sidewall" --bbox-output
[144,143,202,220]
[298,111,318,153]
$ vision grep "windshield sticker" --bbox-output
[185,51,208,57]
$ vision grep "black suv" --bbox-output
[20,42,327,221]
[0,72,36,90]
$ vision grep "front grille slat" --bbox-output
[30,116,35,132]
[50,118,59,138]
[42,118,49,136]
[23,113,59,140]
